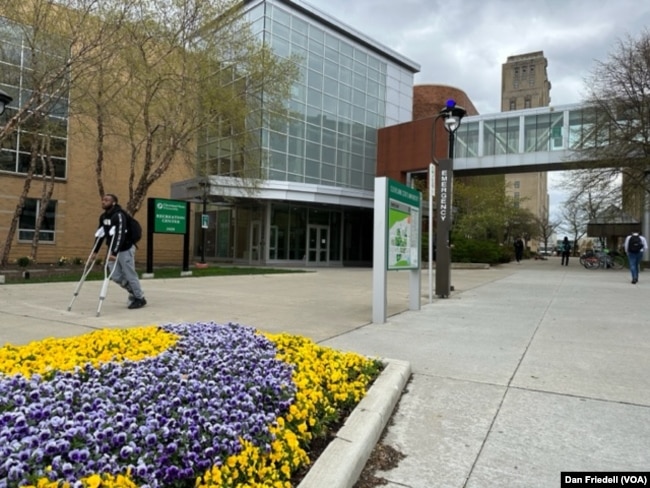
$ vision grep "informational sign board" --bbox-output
[153,198,187,234]
[387,179,421,270]
[146,197,191,276]
[373,177,422,324]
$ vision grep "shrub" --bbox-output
[16,256,32,267]
[450,237,510,264]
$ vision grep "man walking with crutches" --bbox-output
[91,194,147,310]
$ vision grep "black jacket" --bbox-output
[93,204,133,256]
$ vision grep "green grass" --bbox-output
[1,265,307,284]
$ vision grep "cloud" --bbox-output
[304,0,650,226]
[307,0,650,113]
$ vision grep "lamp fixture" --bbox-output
[439,99,466,134]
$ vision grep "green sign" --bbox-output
[201,214,209,229]
[153,199,187,234]
[387,179,421,270]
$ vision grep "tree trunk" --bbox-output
[0,156,37,267]
[30,137,56,262]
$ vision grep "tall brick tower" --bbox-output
[501,51,551,252]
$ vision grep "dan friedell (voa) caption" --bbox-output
[561,472,649,487]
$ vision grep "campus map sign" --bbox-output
[387,179,421,270]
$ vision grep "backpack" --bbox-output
[125,212,142,246]
[628,234,643,253]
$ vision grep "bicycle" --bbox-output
[581,250,625,270]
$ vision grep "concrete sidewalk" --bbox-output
[1,257,649,487]
[322,258,650,487]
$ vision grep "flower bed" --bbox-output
[0,322,382,487]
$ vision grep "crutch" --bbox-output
[67,228,104,311]
[96,227,118,317]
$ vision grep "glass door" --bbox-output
[250,220,261,262]
[307,225,329,265]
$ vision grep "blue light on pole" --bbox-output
[434,98,466,298]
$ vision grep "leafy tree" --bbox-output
[1,0,298,265]
[453,178,535,245]
[0,0,132,266]
[73,0,299,216]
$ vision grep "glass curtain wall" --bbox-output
[237,0,414,192]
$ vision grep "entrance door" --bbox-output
[307,225,329,265]
[250,220,262,262]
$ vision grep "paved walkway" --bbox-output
[1,256,649,487]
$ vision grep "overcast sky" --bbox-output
[306,0,650,227]
[306,0,650,114]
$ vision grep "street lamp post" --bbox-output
[198,179,210,264]
[0,89,13,115]
[435,99,466,298]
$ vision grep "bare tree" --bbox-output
[574,29,650,221]
[533,204,561,255]
[557,169,621,253]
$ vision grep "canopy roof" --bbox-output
[587,205,641,237]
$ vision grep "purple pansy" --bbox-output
[0,322,295,487]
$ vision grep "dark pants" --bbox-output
[561,251,570,266]
[628,251,642,282]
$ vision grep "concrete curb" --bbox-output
[297,358,412,488]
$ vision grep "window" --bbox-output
[514,181,520,189]
[0,17,70,178]
[524,96,532,109]
[509,98,516,111]
[529,65,535,85]
[19,198,57,242]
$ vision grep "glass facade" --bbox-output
[197,0,415,193]
[0,17,69,178]
[192,0,417,266]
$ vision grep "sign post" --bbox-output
[435,159,453,297]
[428,162,436,304]
[145,198,190,277]
[373,177,422,323]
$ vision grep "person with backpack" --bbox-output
[91,193,147,309]
[513,236,524,264]
[624,231,647,284]
[560,236,571,266]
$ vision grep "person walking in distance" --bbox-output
[560,237,571,266]
[91,194,147,308]
[514,236,524,264]
[624,231,647,284]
